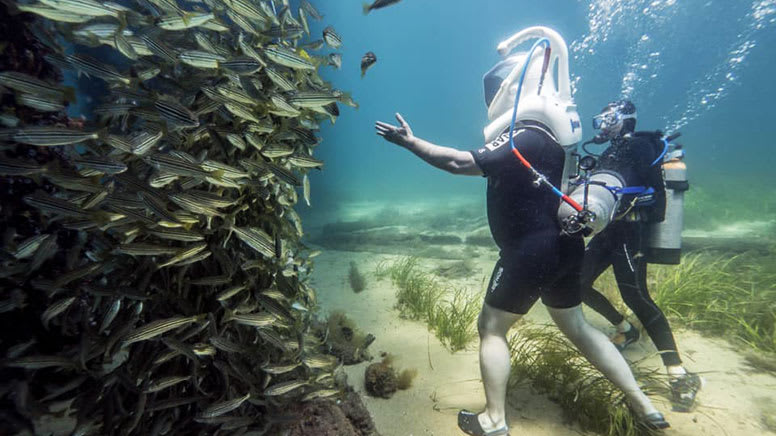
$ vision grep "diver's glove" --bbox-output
[560,209,596,236]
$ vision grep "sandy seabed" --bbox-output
[310,248,776,436]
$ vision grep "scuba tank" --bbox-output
[647,144,688,264]
[558,132,683,241]
[557,153,625,236]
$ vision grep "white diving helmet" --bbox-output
[482,26,582,149]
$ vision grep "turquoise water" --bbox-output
[301,0,776,227]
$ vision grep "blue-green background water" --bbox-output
[300,0,776,230]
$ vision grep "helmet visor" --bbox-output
[482,55,523,108]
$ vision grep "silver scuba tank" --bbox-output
[558,170,624,236]
[647,149,688,264]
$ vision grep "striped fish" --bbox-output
[197,393,250,419]
[140,35,178,63]
[158,243,208,268]
[6,355,76,370]
[268,94,301,117]
[147,227,204,242]
[208,335,243,352]
[168,193,224,217]
[10,127,98,146]
[288,154,324,169]
[73,156,127,174]
[137,66,160,81]
[230,226,275,257]
[12,234,51,259]
[200,160,248,179]
[172,249,211,266]
[216,85,256,105]
[0,157,47,176]
[224,309,275,327]
[224,0,266,21]
[302,389,339,402]
[28,236,58,273]
[148,172,179,188]
[225,133,247,150]
[65,54,130,84]
[16,93,65,112]
[322,26,342,48]
[220,56,263,75]
[180,190,238,208]
[16,4,93,22]
[154,100,199,128]
[113,32,138,60]
[23,192,91,218]
[145,153,211,178]
[117,243,178,256]
[215,285,247,302]
[301,0,322,20]
[238,33,266,64]
[39,0,117,17]
[263,45,315,70]
[73,22,128,38]
[266,162,300,186]
[226,9,259,35]
[288,91,337,108]
[144,376,190,393]
[260,143,294,158]
[264,379,307,397]
[265,67,296,91]
[263,24,304,40]
[179,50,225,69]
[123,315,203,345]
[303,174,310,206]
[157,12,214,30]
[130,130,164,155]
[247,118,275,133]
[98,298,121,333]
[224,102,261,123]
[261,362,299,375]
[138,191,181,224]
[200,18,230,32]
[41,296,76,330]
[192,343,215,357]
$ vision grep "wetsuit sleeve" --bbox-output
[469,129,533,177]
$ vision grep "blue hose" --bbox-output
[508,38,550,154]
[650,137,670,166]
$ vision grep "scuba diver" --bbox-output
[579,99,702,412]
[374,27,669,436]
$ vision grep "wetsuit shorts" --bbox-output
[484,231,584,315]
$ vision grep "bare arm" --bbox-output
[375,113,483,176]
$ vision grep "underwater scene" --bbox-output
[0,0,774,435]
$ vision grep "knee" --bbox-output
[548,306,587,338]
[477,305,519,339]
[477,311,492,338]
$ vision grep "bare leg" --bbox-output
[477,302,523,431]
[547,305,658,417]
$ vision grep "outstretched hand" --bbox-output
[375,113,414,148]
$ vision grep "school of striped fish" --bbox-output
[0,0,352,433]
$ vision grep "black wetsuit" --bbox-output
[470,124,583,315]
[581,132,682,367]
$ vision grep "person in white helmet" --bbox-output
[375,27,669,436]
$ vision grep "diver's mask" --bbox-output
[592,103,637,141]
